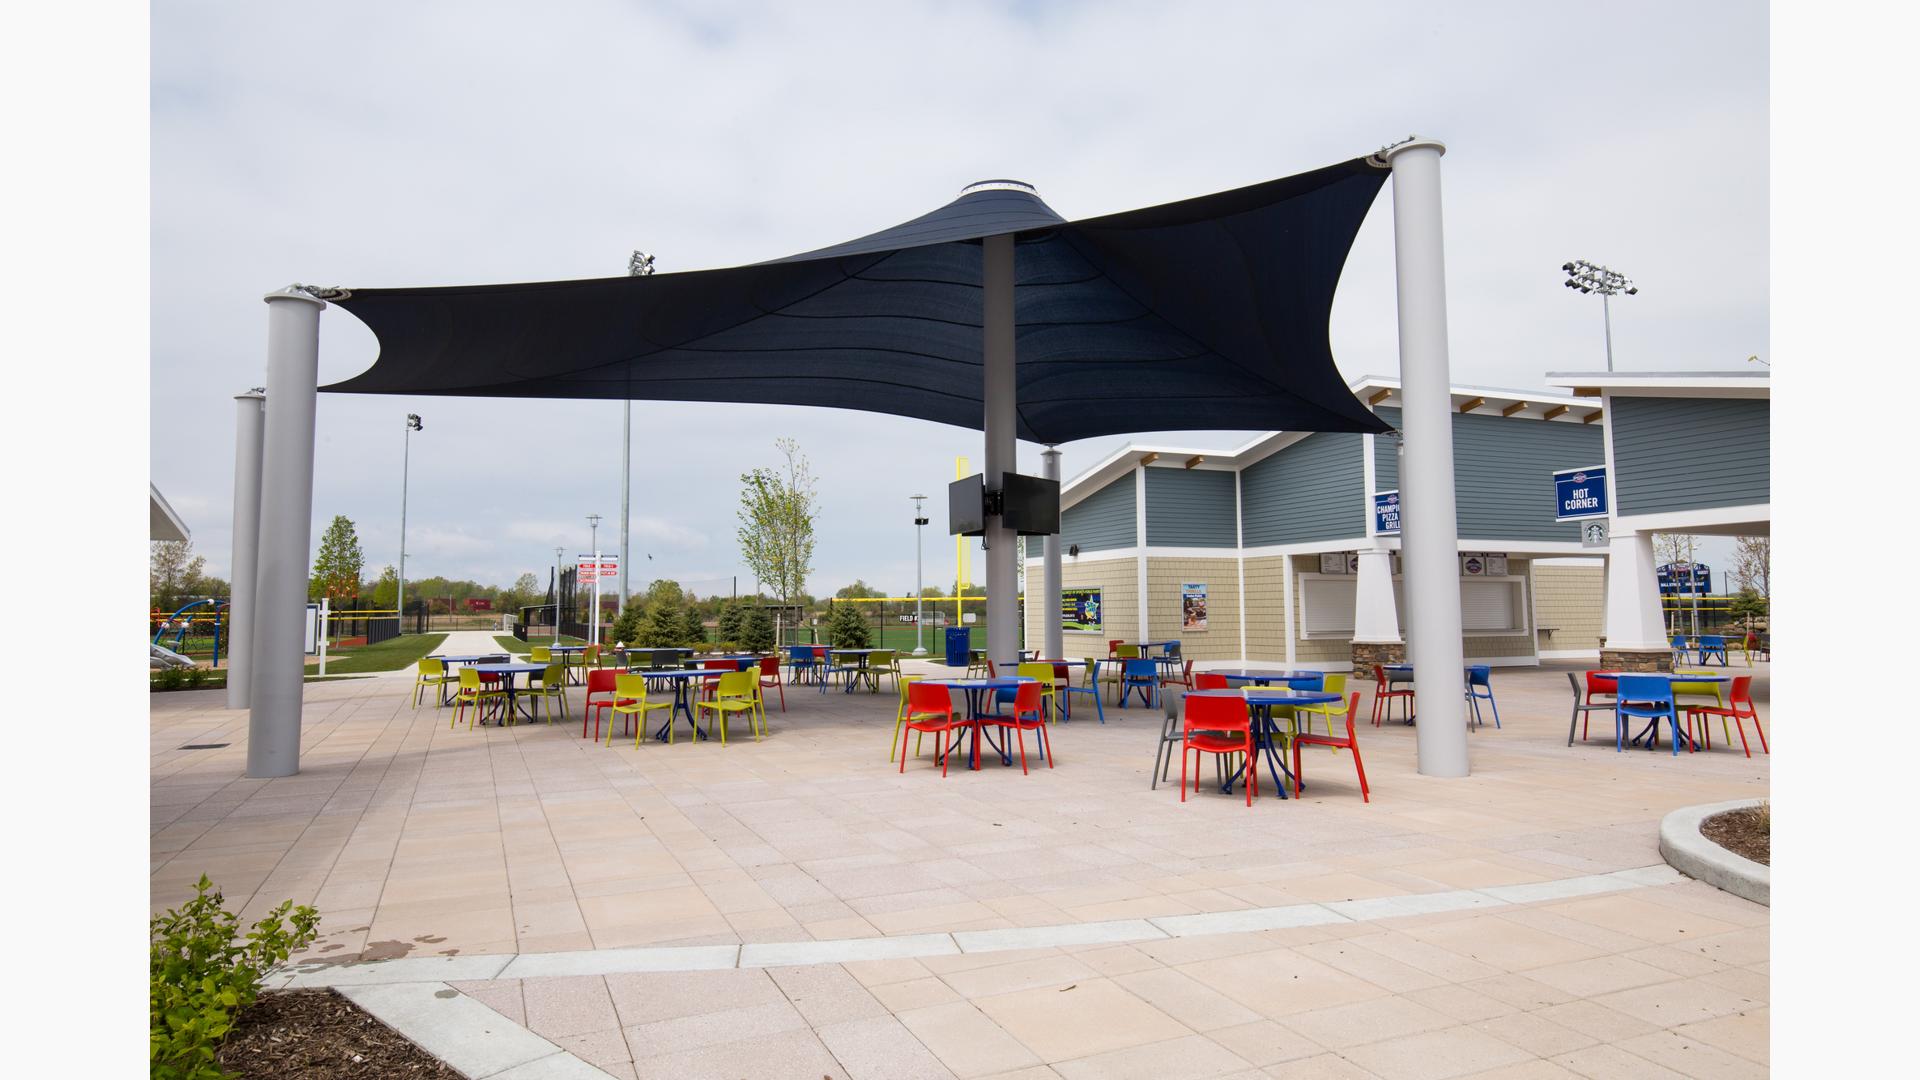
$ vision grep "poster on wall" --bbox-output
[1461,553,1509,576]
[1061,587,1103,631]
[1181,583,1209,631]
[1320,553,1350,575]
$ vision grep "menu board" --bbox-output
[1181,583,1208,631]
[1062,587,1102,631]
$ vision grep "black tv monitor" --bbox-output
[1001,472,1060,536]
[948,473,985,536]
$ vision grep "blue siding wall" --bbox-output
[1241,433,1365,545]
[1058,472,1137,551]
[1373,407,1603,542]
[1144,468,1238,547]
[1612,397,1770,516]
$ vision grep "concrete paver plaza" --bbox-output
[153,650,1768,1078]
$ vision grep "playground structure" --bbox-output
[151,597,228,666]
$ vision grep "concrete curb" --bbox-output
[1659,798,1769,906]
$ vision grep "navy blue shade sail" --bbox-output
[323,157,1393,442]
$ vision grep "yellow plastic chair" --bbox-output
[450,667,503,728]
[1671,670,1728,743]
[695,670,762,745]
[892,674,929,761]
[1093,657,1125,703]
[530,645,553,665]
[412,657,452,708]
[526,662,568,724]
[1116,644,1142,659]
[1292,673,1349,750]
[1016,662,1062,722]
[581,644,601,682]
[608,674,673,747]
[864,650,897,694]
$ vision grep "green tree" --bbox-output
[310,515,366,600]
[737,437,817,643]
[741,607,776,652]
[678,605,709,648]
[643,578,685,608]
[1729,587,1768,630]
[715,600,748,644]
[150,540,208,611]
[498,572,541,614]
[835,579,882,599]
[609,603,645,646]
[825,600,870,648]
[366,565,399,609]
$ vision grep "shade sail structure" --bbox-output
[323,157,1393,442]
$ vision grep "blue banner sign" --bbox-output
[1373,490,1401,536]
[1656,562,1711,595]
[1553,466,1608,521]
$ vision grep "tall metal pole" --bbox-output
[1381,138,1470,778]
[554,546,565,645]
[1041,445,1063,661]
[587,513,601,647]
[912,494,928,655]
[227,389,266,709]
[398,413,420,632]
[981,229,1020,671]
[1602,293,1614,372]
[247,287,325,778]
[623,252,653,616]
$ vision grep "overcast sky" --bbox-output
[151,1,1765,599]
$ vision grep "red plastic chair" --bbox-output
[1107,639,1125,658]
[757,656,785,712]
[990,682,1054,774]
[1370,665,1415,726]
[899,681,966,776]
[699,658,732,701]
[1577,670,1619,742]
[1159,659,1195,693]
[1194,672,1229,691]
[1180,693,1256,806]
[1685,675,1767,757]
[1290,693,1370,802]
[582,669,625,741]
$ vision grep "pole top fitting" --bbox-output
[961,179,1039,197]
[264,284,331,308]
[235,388,265,401]
[1368,136,1447,168]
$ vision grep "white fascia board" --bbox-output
[151,483,190,542]
[1614,504,1771,535]
[1545,371,1769,399]
[1141,546,1243,560]
[1062,547,1139,565]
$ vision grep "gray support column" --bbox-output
[247,287,325,778]
[982,233,1020,669]
[1384,138,1470,778]
[227,389,266,709]
[1040,446,1063,660]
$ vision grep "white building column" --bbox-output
[1040,445,1063,660]
[248,287,324,778]
[227,389,266,709]
[981,233,1021,670]
[1352,548,1402,645]
[1602,529,1669,657]
[1384,137,1470,778]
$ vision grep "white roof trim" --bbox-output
[151,484,190,542]
[1545,371,1770,398]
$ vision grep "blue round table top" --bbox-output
[926,677,1039,689]
[1188,687,1341,706]
[544,645,587,652]
[1597,671,1731,682]
[433,654,506,663]
[470,663,547,674]
[1213,669,1325,683]
[644,668,736,678]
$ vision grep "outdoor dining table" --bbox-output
[468,662,549,724]
[1594,671,1732,750]
[545,644,589,684]
[428,653,511,705]
[921,676,1039,770]
[825,648,885,693]
[1216,669,1326,689]
[1379,663,1479,725]
[636,669,727,741]
[1185,687,1341,799]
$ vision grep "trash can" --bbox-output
[944,627,971,668]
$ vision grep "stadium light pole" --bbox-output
[554,545,565,646]
[911,494,929,655]
[1560,259,1638,371]
[622,251,654,618]
[587,513,602,646]
[398,413,422,633]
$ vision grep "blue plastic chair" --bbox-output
[1059,660,1105,723]
[1119,658,1159,709]
[1615,675,1683,755]
[1670,635,1692,666]
[1464,665,1501,729]
[785,645,818,684]
[1696,635,1729,666]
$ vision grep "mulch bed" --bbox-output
[215,988,458,1079]
[1701,805,1770,866]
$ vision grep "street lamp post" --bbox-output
[623,251,654,619]
[587,513,602,647]
[398,413,422,633]
[554,545,565,646]
[911,494,929,655]
[1560,259,1638,371]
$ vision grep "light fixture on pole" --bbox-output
[586,513,603,647]
[622,251,654,618]
[398,413,422,634]
[1560,259,1637,371]
[554,545,565,646]
[911,494,929,655]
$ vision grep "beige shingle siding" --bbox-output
[1244,555,1290,660]
[1027,555,1140,657]
[1533,563,1606,654]
[1145,557,1240,661]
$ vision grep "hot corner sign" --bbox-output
[1553,466,1608,521]
[1372,490,1401,536]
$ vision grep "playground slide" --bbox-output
[150,643,195,670]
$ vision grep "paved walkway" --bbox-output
[153,660,1768,1078]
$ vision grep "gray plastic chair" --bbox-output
[1566,671,1613,746]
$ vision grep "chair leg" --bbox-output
[1489,693,1500,729]
[940,730,950,777]
[1568,702,1580,747]
[1751,713,1768,754]
[1733,717,1751,758]
[1292,741,1303,798]
[1350,743,1370,802]
[1179,741,1189,801]
[899,725,911,773]
[1014,727,1028,775]
[1040,723,1053,767]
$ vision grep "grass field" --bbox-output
[305,632,447,674]
[493,634,588,655]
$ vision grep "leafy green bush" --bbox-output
[825,602,871,648]
[152,667,187,691]
[151,875,320,1080]
[184,667,209,690]
[677,606,708,648]
[714,601,747,645]
[608,604,645,647]
[740,607,776,653]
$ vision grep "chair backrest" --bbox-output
[759,656,780,677]
[542,663,564,687]
[651,650,677,670]
[585,644,600,664]
[1123,658,1157,678]
[1729,675,1754,707]
[1373,664,1391,690]
[1701,635,1724,648]
[1012,681,1043,714]
[703,658,733,670]
[1183,693,1250,734]
[459,667,482,690]
[1322,672,1347,695]
[870,650,895,668]
[1341,692,1361,737]
[1016,662,1054,684]
[614,673,650,699]
[907,681,951,717]
[1107,639,1124,656]
[1671,635,1687,649]
[587,669,618,694]
[419,658,445,675]
[787,645,810,663]
[1164,641,1182,657]
[812,645,829,660]
[1616,674,1674,707]
[1117,644,1142,659]
[1052,662,1070,684]
[1467,665,1491,687]
[1585,670,1617,697]
[531,645,551,662]
[1194,673,1229,690]
[716,670,754,698]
